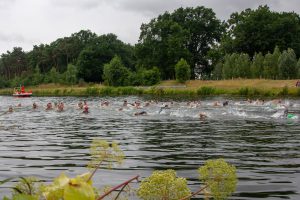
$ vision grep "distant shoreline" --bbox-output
[0,79,299,98]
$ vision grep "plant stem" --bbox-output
[180,185,209,200]
[97,175,139,200]
[87,159,104,182]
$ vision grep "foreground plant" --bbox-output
[41,139,127,200]
[1,140,237,200]
[137,169,191,200]
[138,159,237,200]
[198,159,237,200]
[2,139,136,200]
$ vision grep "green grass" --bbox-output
[1,79,300,98]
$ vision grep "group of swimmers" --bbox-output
[1,98,295,119]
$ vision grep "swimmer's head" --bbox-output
[199,112,207,120]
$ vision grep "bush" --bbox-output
[175,58,191,83]
[103,56,130,86]
[137,170,191,200]
[85,87,99,96]
[238,87,248,96]
[278,49,297,79]
[278,85,289,96]
[197,86,216,96]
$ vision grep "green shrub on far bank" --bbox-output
[86,87,99,96]
[197,86,216,96]
[175,58,191,83]
[237,87,262,96]
[278,85,289,96]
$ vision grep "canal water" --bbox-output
[0,96,299,199]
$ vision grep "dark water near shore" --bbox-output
[0,96,299,199]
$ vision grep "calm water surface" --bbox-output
[0,96,299,199]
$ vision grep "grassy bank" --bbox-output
[0,79,299,98]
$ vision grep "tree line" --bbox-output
[213,47,300,80]
[1,5,300,88]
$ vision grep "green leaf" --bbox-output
[64,178,95,200]
[12,194,38,200]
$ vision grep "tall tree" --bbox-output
[297,58,300,78]
[263,46,281,79]
[175,58,191,83]
[278,48,297,79]
[223,5,300,57]
[77,34,135,82]
[136,6,224,79]
[103,56,130,86]
[250,52,264,78]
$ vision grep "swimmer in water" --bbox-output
[159,104,170,113]
[283,105,289,118]
[8,106,13,113]
[123,100,128,107]
[78,101,83,109]
[83,105,89,113]
[134,111,147,116]
[223,101,229,107]
[134,101,141,109]
[199,112,207,120]
[57,102,64,112]
[32,102,38,109]
[46,102,53,110]
[101,101,109,107]
[213,101,221,107]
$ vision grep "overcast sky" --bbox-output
[0,0,299,54]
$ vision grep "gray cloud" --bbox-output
[0,0,15,8]
[0,0,299,54]
[0,33,35,44]
[49,0,102,9]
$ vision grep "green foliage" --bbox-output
[136,6,224,79]
[222,5,300,57]
[87,139,124,170]
[263,46,281,79]
[128,67,161,86]
[103,56,130,86]
[222,54,235,79]
[251,52,264,78]
[65,64,78,85]
[137,169,191,200]
[77,34,135,83]
[197,86,216,96]
[32,65,44,85]
[42,172,95,200]
[175,58,191,83]
[45,67,60,83]
[212,62,223,80]
[238,87,250,96]
[278,85,289,96]
[278,49,297,79]
[85,87,99,96]
[198,159,237,200]
[297,58,300,78]
[222,53,250,79]
[0,76,10,88]
[141,67,161,86]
